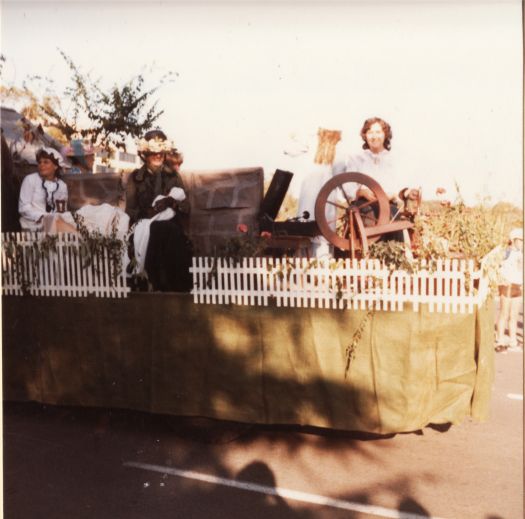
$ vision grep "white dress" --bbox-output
[295,163,338,259]
[56,203,130,239]
[297,163,334,219]
[18,172,69,231]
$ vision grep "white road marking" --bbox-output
[124,461,447,519]
[507,393,523,400]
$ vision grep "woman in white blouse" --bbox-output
[345,117,415,241]
[18,147,68,230]
[346,116,398,201]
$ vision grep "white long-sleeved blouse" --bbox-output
[345,149,398,199]
[18,172,69,230]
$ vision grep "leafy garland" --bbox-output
[206,225,271,288]
[345,309,374,377]
[71,211,128,286]
[4,233,59,295]
[3,213,128,295]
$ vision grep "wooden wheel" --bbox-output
[314,172,391,254]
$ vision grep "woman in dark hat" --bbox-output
[125,130,192,292]
[125,130,189,223]
[18,147,68,230]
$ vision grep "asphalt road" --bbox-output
[3,336,522,519]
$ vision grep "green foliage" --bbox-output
[72,212,127,285]
[4,218,127,294]
[212,223,273,262]
[59,50,172,149]
[4,234,59,295]
[368,241,415,272]
[367,187,522,269]
[413,194,520,264]
[1,50,175,151]
[345,309,374,377]
[205,229,271,288]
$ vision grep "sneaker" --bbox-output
[495,345,509,353]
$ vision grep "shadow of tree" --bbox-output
[2,293,488,518]
[3,293,470,437]
[3,401,441,519]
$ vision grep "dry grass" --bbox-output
[414,198,522,262]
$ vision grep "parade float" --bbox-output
[2,132,500,435]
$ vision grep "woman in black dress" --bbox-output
[126,130,193,292]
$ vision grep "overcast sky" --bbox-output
[1,0,522,206]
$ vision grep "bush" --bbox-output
[413,194,522,264]
[369,192,522,269]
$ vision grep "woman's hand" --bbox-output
[152,196,177,214]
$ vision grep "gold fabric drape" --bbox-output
[3,294,494,433]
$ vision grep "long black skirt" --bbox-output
[144,216,193,292]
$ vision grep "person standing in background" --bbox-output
[296,127,341,258]
[64,140,96,174]
[495,228,523,352]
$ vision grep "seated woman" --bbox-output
[126,130,192,292]
[344,117,417,240]
[18,147,68,231]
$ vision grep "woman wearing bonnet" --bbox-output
[125,129,189,223]
[18,147,68,230]
[125,130,192,292]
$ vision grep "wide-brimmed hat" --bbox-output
[509,228,523,241]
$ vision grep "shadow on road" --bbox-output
[4,401,444,519]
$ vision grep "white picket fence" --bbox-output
[2,232,130,298]
[190,256,489,313]
[1,232,491,311]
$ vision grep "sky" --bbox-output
[1,0,523,206]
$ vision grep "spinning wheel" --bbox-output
[314,172,413,257]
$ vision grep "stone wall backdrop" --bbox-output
[63,173,126,210]
[181,167,264,255]
[12,166,264,256]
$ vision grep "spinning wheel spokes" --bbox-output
[326,200,349,211]
[315,172,391,254]
[336,184,353,206]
